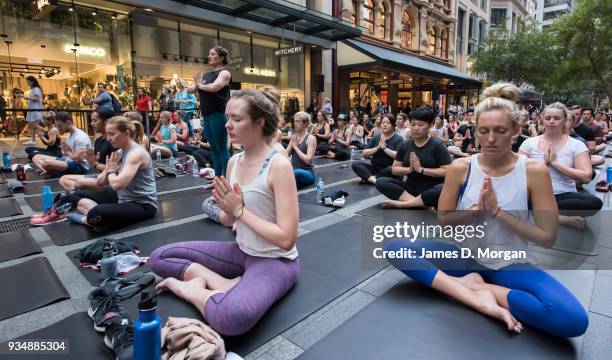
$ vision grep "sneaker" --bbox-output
[29,207,67,225]
[22,140,36,145]
[200,167,215,180]
[332,196,346,208]
[88,288,126,332]
[31,203,71,220]
[324,197,333,206]
[102,315,134,360]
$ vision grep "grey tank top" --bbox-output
[291,135,314,173]
[117,144,158,208]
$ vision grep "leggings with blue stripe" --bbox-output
[293,169,316,188]
[204,112,230,177]
[384,239,588,337]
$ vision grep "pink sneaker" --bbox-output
[30,207,67,226]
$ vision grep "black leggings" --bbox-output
[71,187,157,228]
[375,178,443,208]
[25,146,61,160]
[192,148,214,168]
[351,162,395,181]
[317,142,349,160]
[555,192,602,217]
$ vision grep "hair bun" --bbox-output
[482,82,519,102]
[260,86,280,108]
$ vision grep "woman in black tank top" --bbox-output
[319,116,352,161]
[25,112,61,160]
[190,46,232,176]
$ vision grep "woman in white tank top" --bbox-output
[383,83,588,338]
[150,87,300,336]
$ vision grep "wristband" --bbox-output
[107,169,117,175]
[492,207,501,218]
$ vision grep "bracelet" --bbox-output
[234,206,244,219]
[492,207,502,218]
[107,169,117,175]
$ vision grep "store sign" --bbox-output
[63,44,107,57]
[32,0,57,20]
[243,67,277,77]
[274,45,303,57]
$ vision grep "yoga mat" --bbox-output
[67,219,236,286]
[299,180,380,206]
[298,269,596,360]
[0,257,70,320]
[0,184,11,198]
[0,312,111,360]
[0,230,43,262]
[155,175,209,192]
[45,190,209,246]
[0,198,22,217]
[23,180,64,195]
[117,215,387,355]
[314,164,359,185]
[357,204,438,223]
[299,201,335,221]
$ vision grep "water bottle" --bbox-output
[41,186,54,211]
[2,152,9,168]
[607,166,612,185]
[191,158,199,177]
[156,149,161,162]
[168,156,176,169]
[133,290,161,360]
[316,178,325,202]
[99,244,118,279]
[350,148,356,161]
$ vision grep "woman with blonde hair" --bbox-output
[385,82,588,338]
[175,79,198,137]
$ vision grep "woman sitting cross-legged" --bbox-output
[66,116,158,233]
[317,114,352,160]
[376,107,452,209]
[352,113,403,185]
[384,82,588,338]
[286,111,317,188]
[150,111,178,158]
[149,87,300,336]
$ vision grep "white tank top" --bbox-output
[229,150,299,260]
[458,155,530,269]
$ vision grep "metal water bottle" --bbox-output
[99,244,118,279]
[133,290,161,360]
[607,166,612,185]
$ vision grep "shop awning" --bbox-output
[340,39,482,88]
[170,0,363,41]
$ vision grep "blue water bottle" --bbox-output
[2,152,9,168]
[607,166,612,185]
[133,290,161,360]
[42,186,54,211]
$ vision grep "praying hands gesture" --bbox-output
[410,152,422,174]
[60,142,70,155]
[289,135,301,151]
[85,149,99,168]
[212,176,244,219]
[194,71,204,86]
[105,151,121,173]
[477,176,499,217]
[544,144,557,165]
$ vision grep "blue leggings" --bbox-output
[203,112,230,177]
[384,239,588,337]
[293,169,316,188]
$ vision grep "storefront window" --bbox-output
[361,0,374,35]
[0,1,131,130]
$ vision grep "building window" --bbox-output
[401,10,413,49]
[428,26,437,55]
[490,8,506,27]
[350,1,357,24]
[441,29,448,59]
[361,0,375,34]
[481,0,487,9]
[376,2,386,39]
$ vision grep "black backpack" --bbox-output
[110,94,122,113]
[77,238,138,264]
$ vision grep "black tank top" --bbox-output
[46,130,61,152]
[316,123,327,144]
[200,69,231,116]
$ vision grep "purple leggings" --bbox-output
[149,241,300,336]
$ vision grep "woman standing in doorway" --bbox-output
[190,46,232,177]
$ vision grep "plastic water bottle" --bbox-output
[2,152,9,168]
[99,244,118,279]
[191,159,199,177]
[133,290,161,360]
[156,149,161,162]
[607,166,612,185]
[168,156,176,169]
[42,186,54,211]
[316,178,325,202]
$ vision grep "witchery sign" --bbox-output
[274,45,304,57]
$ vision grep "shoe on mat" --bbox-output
[332,196,346,208]
[31,203,72,220]
[324,197,333,206]
[88,288,126,332]
[200,167,215,180]
[596,180,609,192]
[102,315,134,360]
[99,272,156,301]
[22,140,36,145]
[30,206,67,226]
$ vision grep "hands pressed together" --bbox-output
[212,176,244,219]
